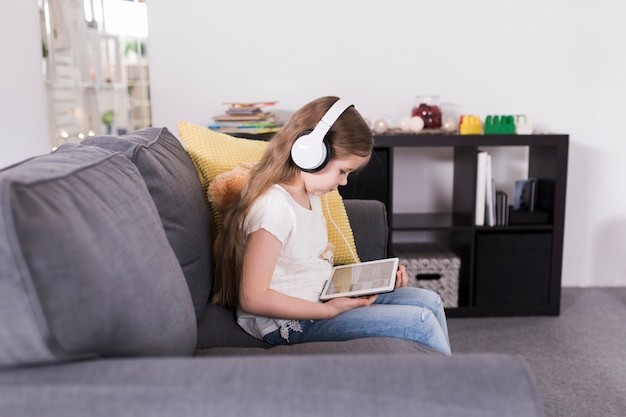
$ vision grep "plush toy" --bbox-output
[207,162,254,257]
[207,162,254,214]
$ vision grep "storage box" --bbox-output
[393,243,460,308]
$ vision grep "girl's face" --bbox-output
[302,154,370,196]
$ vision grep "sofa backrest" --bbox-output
[0,143,197,368]
[82,127,213,320]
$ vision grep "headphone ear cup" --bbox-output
[301,137,331,173]
[290,98,352,172]
[291,130,331,172]
[295,129,313,140]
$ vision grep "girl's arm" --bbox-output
[239,229,375,320]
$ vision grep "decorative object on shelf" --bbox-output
[515,115,533,134]
[398,116,412,132]
[484,115,516,134]
[407,116,425,133]
[459,115,482,135]
[372,118,389,134]
[441,116,458,132]
[411,95,442,129]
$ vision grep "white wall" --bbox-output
[0,0,50,168]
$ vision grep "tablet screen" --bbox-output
[319,258,399,301]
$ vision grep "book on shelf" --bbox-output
[207,123,282,135]
[223,102,276,116]
[210,101,282,134]
[475,151,487,226]
[222,101,278,108]
[485,154,496,227]
[213,112,275,122]
[475,150,498,227]
[495,190,509,226]
[514,178,537,211]
[475,151,488,226]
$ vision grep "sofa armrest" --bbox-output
[343,199,388,261]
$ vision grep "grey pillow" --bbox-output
[0,144,197,368]
[82,128,213,320]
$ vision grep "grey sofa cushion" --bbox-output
[0,144,196,368]
[197,336,439,356]
[0,354,545,417]
[196,303,269,349]
[82,127,212,320]
[343,199,388,261]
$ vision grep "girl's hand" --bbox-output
[319,242,336,265]
[324,294,377,317]
[395,264,409,288]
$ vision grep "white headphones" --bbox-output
[290,98,354,172]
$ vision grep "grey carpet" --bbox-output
[448,287,626,417]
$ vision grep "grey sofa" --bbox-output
[0,127,545,417]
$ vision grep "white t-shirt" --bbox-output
[236,184,332,339]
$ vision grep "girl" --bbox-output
[212,96,451,355]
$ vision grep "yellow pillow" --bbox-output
[177,120,360,264]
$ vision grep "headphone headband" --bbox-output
[290,98,354,172]
[314,98,353,139]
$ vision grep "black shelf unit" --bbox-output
[339,133,569,317]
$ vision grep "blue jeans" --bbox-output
[263,287,451,355]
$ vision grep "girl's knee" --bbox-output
[408,308,451,355]
[399,287,444,310]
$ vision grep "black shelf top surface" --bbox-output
[374,133,568,148]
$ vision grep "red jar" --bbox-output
[411,95,442,129]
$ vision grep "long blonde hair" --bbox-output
[212,96,373,309]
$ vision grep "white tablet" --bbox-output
[319,257,399,301]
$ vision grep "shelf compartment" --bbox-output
[474,232,553,310]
